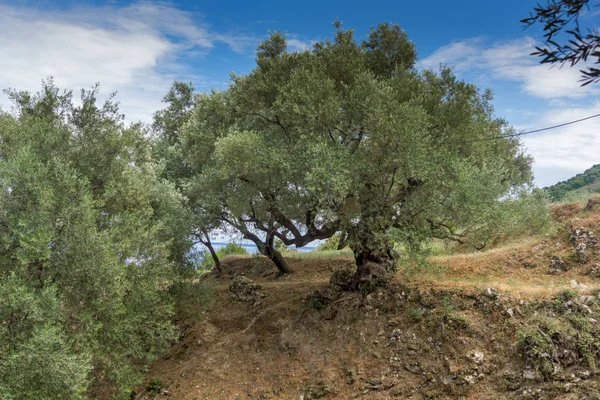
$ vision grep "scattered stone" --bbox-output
[523,369,537,380]
[463,375,476,385]
[362,378,382,391]
[564,382,574,392]
[572,226,598,248]
[388,328,402,342]
[580,295,596,305]
[568,373,581,384]
[570,280,587,290]
[521,388,542,397]
[574,243,589,263]
[303,381,330,399]
[581,304,593,315]
[560,349,578,366]
[468,351,485,365]
[574,227,587,239]
[228,276,265,304]
[589,264,600,277]
[505,308,514,318]
[576,370,591,380]
[550,255,569,273]
[586,198,600,211]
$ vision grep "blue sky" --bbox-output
[1,0,599,187]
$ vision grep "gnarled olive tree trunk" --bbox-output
[244,230,293,275]
[349,223,396,290]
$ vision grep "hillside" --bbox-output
[545,164,600,202]
[133,197,600,400]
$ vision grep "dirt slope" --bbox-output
[135,198,600,400]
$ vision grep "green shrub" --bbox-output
[317,233,345,251]
[307,291,327,310]
[517,318,562,378]
[218,242,248,258]
[0,83,181,399]
[200,242,248,270]
[146,378,164,395]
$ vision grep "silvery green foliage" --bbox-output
[181,22,542,270]
[0,82,180,399]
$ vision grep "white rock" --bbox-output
[469,351,485,365]
[523,369,537,380]
[570,280,587,289]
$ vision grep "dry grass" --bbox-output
[132,198,600,399]
[281,248,353,259]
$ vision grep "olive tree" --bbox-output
[0,81,184,398]
[522,0,600,86]
[181,22,537,286]
[152,81,225,272]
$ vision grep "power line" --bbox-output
[440,112,600,145]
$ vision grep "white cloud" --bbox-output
[422,36,600,187]
[420,37,599,99]
[0,2,254,122]
[521,103,600,186]
[287,37,313,52]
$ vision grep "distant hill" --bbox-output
[544,164,600,202]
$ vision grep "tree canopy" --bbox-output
[179,22,540,287]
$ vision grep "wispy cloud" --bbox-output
[419,37,599,99]
[0,2,256,122]
[421,36,600,187]
[522,102,600,170]
[287,36,314,51]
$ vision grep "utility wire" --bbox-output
[440,112,600,144]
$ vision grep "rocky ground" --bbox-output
[133,197,600,399]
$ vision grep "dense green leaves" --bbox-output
[179,22,543,278]
[0,81,185,399]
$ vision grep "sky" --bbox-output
[1,0,599,187]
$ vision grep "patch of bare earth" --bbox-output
[134,200,600,399]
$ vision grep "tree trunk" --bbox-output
[206,242,221,274]
[349,228,396,290]
[243,230,294,275]
[262,243,293,275]
[198,231,221,274]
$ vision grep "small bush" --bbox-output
[307,291,327,310]
[317,233,346,251]
[557,289,577,302]
[146,378,164,395]
[329,269,354,290]
[200,242,248,270]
